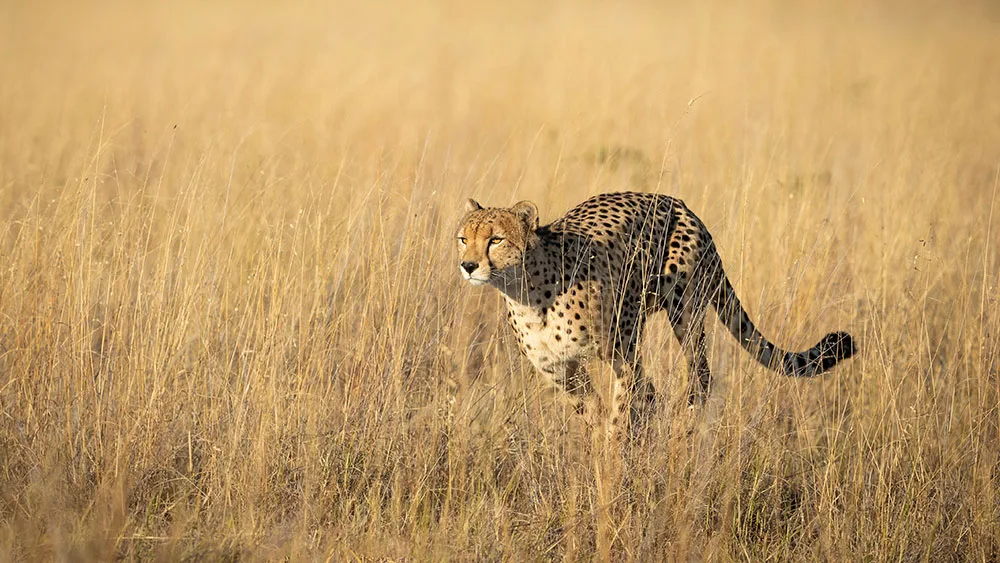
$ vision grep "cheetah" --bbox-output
[456,192,856,439]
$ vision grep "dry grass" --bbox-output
[1,0,999,560]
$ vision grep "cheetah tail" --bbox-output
[708,256,857,377]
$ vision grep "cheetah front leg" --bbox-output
[605,356,656,443]
[538,360,592,414]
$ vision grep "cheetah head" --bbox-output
[456,199,539,286]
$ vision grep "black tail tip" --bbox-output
[820,331,857,366]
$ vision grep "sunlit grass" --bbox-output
[1,0,998,560]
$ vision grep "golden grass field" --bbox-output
[2,0,999,560]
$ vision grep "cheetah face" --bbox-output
[456,199,539,286]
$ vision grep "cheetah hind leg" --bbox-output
[630,363,656,431]
[665,293,713,406]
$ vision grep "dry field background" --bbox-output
[2,0,999,560]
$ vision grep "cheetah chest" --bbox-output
[504,289,595,370]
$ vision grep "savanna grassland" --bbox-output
[1,0,999,560]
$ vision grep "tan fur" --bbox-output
[456,199,538,286]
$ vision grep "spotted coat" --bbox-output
[456,192,856,440]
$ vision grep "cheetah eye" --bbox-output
[489,237,504,246]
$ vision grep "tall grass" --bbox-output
[1,0,999,559]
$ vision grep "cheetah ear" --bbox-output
[465,199,483,213]
[511,200,539,231]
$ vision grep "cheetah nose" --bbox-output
[461,261,479,274]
